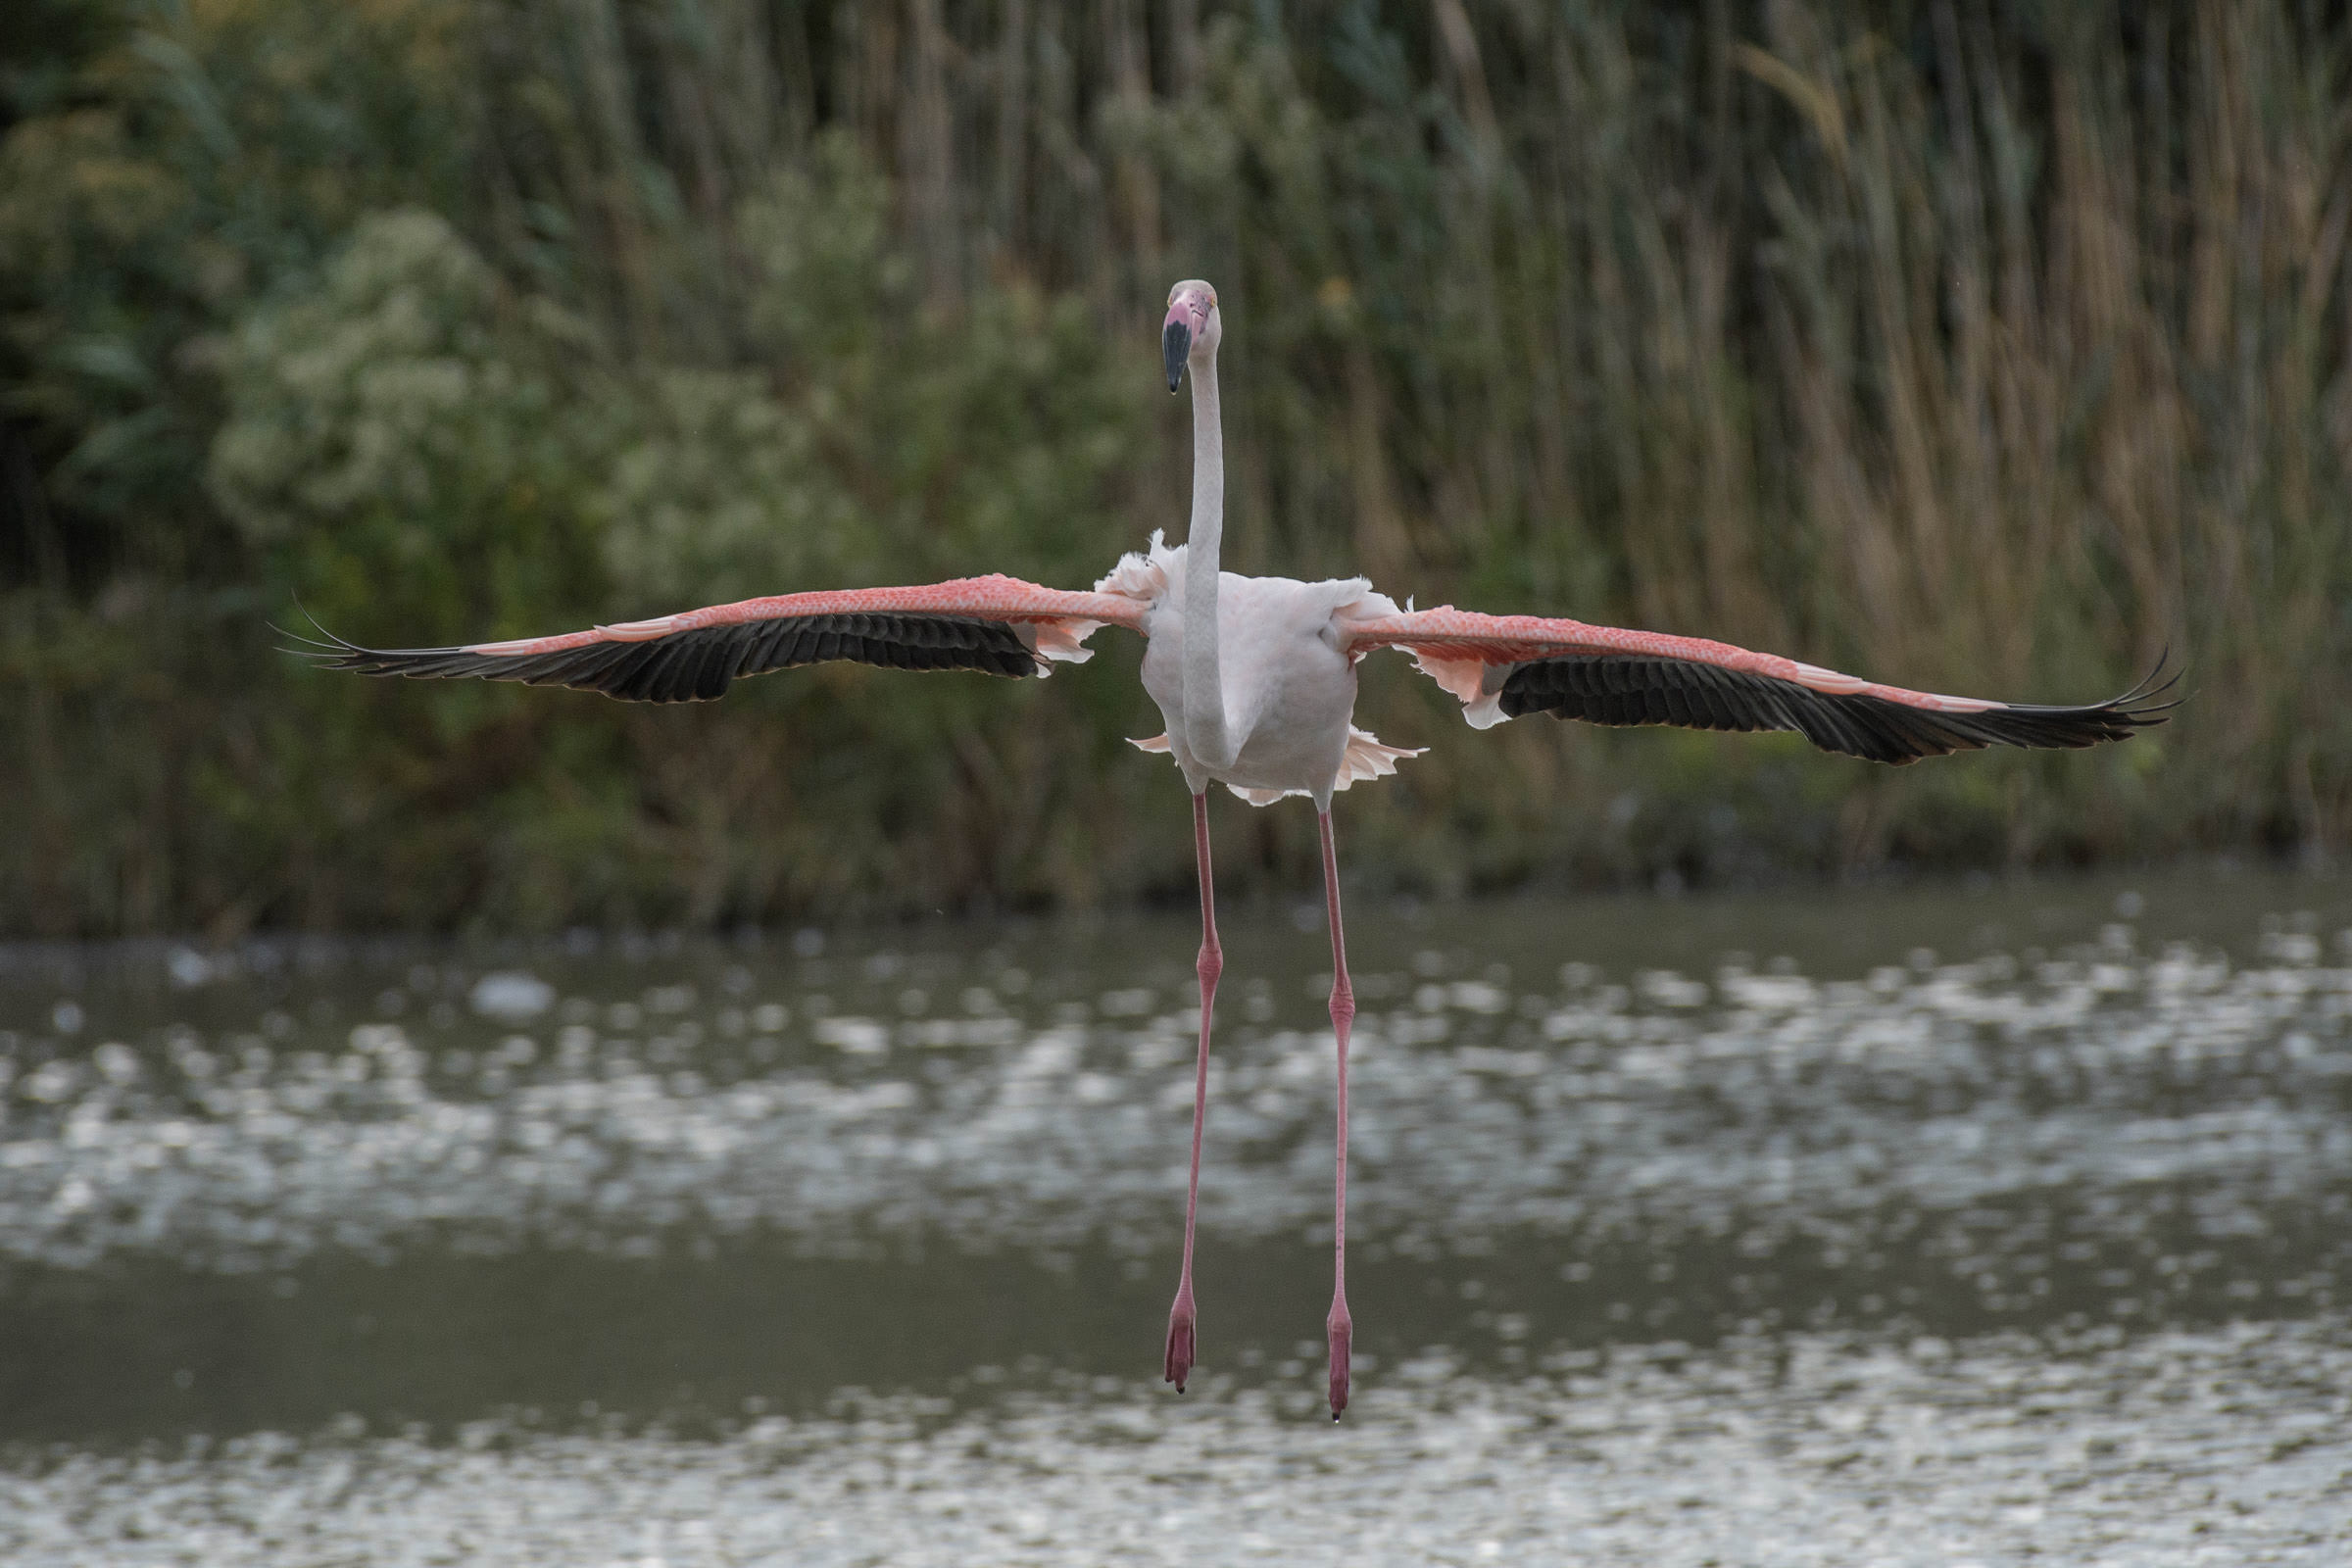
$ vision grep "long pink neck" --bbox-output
[1182,354,1231,769]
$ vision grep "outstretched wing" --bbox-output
[1344,608,2175,765]
[293,575,1149,705]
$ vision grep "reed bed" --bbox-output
[2,0,2347,934]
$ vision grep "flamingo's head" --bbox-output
[1163,280,1220,392]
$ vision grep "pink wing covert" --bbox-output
[299,575,1149,705]
[1344,607,2173,765]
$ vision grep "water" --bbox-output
[3,869,2348,1563]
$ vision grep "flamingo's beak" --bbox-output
[1163,306,1193,393]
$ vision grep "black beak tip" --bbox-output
[1162,319,1191,392]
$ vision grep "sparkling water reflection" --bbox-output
[2,869,2348,1564]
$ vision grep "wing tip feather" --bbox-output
[1498,649,2180,764]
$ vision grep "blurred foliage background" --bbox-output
[1,0,2346,937]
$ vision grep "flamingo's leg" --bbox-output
[1165,789,1221,1392]
[1317,807,1356,1419]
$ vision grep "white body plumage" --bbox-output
[1105,535,1416,808]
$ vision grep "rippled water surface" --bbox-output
[4,869,2348,1564]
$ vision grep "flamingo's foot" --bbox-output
[1164,1292,1198,1393]
[1326,1304,1352,1420]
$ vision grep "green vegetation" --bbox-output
[3,1,2347,936]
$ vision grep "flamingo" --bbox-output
[301,278,2174,1420]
